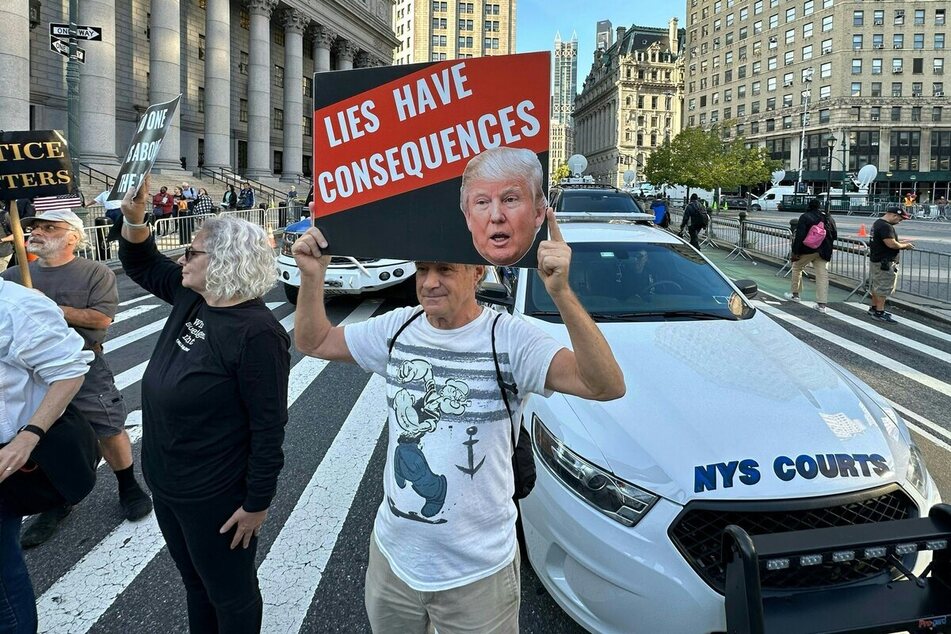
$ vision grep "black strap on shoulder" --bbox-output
[387,309,425,357]
[491,312,520,448]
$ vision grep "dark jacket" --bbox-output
[792,209,838,260]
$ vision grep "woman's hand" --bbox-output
[0,432,39,484]
[121,174,151,224]
[219,506,268,549]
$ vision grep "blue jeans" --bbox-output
[0,511,37,634]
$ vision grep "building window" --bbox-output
[785,28,795,44]
[870,106,881,120]
[852,59,862,74]
[239,99,248,123]
[891,106,902,121]
[786,7,796,22]
[912,106,922,121]
[872,58,882,74]
[821,15,832,31]
[851,106,861,120]
[273,151,283,174]
[851,81,862,96]
[273,108,284,131]
[767,77,777,91]
[873,34,884,49]
[936,58,945,74]
[820,62,832,78]
[274,65,284,88]
[197,87,204,113]
[303,116,312,137]
[936,34,946,49]
[273,29,284,47]
[198,34,205,61]
[935,81,945,95]
[895,9,905,26]
[892,82,903,97]
[915,9,925,25]
[873,10,884,25]
[933,107,943,122]
[303,76,312,98]
[239,51,249,75]
[240,8,250,30]
[802,44,813,60]
[931,130,951,170]
[853,10,863,26]
[819,84,831,99]
[818,109,830,123]
[890,130,920,170]
[848,130,880,170]
[894,34,904,49]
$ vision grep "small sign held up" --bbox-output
[108,95,181,201]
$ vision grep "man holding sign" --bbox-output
[292,209,624,632]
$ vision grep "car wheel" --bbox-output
[283,282,299,305]
[751,204,761,212]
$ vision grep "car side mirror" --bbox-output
[733,279,758,299]
[476,281,515,310]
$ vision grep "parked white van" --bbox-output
[750,185,796,211]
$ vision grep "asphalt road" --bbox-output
[20,268,951,634]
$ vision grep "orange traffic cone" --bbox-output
[857,223,868,238]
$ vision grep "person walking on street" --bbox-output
[867,204,914,323]
[784,198,838,313]
[3,209,153,548]
[680,194,708,249]
[292,196,625,632]
[119,176,290,633]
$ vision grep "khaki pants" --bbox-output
[790,252,830,304]
[365,533,520,634]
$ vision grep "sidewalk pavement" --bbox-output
[704,245,951,325]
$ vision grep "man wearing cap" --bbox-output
[867,204,914,323]
[2,209,153,546]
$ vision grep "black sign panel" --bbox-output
[108,96,181,202]
[49,23,103,41]
[0,130,76,201]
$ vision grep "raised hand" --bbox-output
[537,208,571,297]
[121,174,151,224]
[291,226,331,277]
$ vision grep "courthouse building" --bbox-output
[684,0,951,200]
[0,0,398,182]
[573,20,686,188]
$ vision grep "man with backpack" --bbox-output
[679,193,709,249]
[785,198,838,313]
[292,207,624,632]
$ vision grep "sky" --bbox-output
[516,0,687,84]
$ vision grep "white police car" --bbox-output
[277,218,415,304]
[488,219,940,633]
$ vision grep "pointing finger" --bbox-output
[546,208,564,242]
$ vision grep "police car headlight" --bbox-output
[905,442,932,500]
[532,414,657,527]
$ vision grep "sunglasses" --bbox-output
[183,247,208,262]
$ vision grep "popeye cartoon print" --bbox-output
[390,359,471,520]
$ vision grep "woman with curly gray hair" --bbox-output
[117,175,289,634]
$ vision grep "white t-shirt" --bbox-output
[346,306,563,591]
[94,190,122,210]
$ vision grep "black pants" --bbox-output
[686,226,701,249]
[152,490,262,634]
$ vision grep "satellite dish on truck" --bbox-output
[567,154,588,177]
[770,169,786,186]
[623,170,636,186]
[856,164,878,194]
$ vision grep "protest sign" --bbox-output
[108,95,181,201]
[312,52,549,266]
[0,130,75,201]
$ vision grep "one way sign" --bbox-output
[49,37,86,64]
[49,23,103,41]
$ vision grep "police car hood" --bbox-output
[526,312,912,505]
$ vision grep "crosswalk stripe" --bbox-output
[113,304,161,324]
[824,307,950,364]
[36,300,381,632]
[118,294,154,307]
[888,400,951,445]
[279,311,296,333]
[106,319,167,353]
[753,301,951,395]
[259,375,387,633]
[846,302,951,343]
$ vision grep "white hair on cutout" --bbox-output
[459,146,547,212]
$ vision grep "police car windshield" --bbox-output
[558,191,641,214]
[525,242,754,322]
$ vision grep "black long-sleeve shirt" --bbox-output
[119,236,290,512]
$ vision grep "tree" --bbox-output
[551,163,571,183]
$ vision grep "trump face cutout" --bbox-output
[460,147,546,267]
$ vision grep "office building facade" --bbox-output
[574,20,686,188]
[392,0,516,65]
[551,31,578,176]
[684,0,951,199]
[1,0,397,182]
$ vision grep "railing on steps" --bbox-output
[78,163,116,189]
[199,167,290,207]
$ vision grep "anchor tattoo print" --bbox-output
[391,359,472,519]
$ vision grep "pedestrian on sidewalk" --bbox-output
[680,194,708,249]
[118,176,289,633]
[0,278,89,633]
[785,198,838,313]
[867,204,914,323]
[2,209,153,548]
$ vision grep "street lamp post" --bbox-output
[796,68,814,192]
[825,134,837,213]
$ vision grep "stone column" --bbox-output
[246,0,278,179]
[0,1,30,131]
[79,0,118,166]
[312,26,335,73]
[280,9,307,183]
[150,0,182,171]
[335,40,355,70]
[203,0,231,169]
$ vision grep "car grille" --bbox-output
[281,232,299,257]
[669,486,917,593]
[329,256,379,264]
